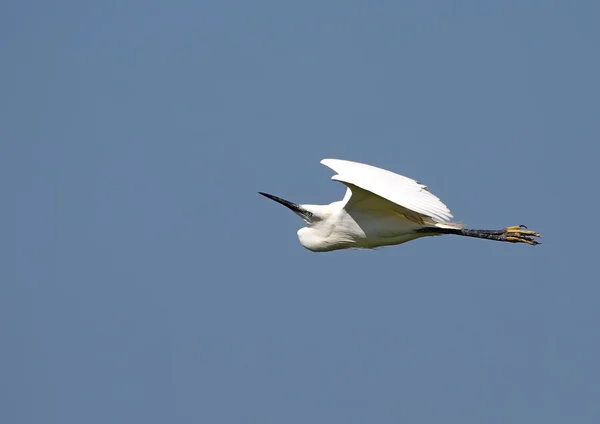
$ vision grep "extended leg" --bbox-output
[417,225,542,245]
[462,225,541,245]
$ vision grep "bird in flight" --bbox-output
[259,159,541,252]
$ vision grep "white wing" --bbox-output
[321,158,454,223]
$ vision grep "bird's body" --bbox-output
[260,159,541,252]
[295,201,427,252]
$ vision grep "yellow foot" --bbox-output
[504,225,542,245]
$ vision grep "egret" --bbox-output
[259,159,541,252]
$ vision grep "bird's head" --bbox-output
[259,192,331,224]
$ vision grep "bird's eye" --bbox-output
[305,211,313,217]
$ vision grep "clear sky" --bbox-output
[3,1,599,423]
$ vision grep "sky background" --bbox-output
[3,1,600,423]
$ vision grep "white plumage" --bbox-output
[260,158,541,252]
[321,158,453,223]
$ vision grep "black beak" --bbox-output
[259,192,305,215]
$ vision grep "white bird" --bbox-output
[259,158,541,252]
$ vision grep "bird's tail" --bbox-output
[433,221,465,230]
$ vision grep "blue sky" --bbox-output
[3,1,600,423]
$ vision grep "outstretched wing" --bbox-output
[321,158,454,223]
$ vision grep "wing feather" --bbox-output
[321,158,453,223]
